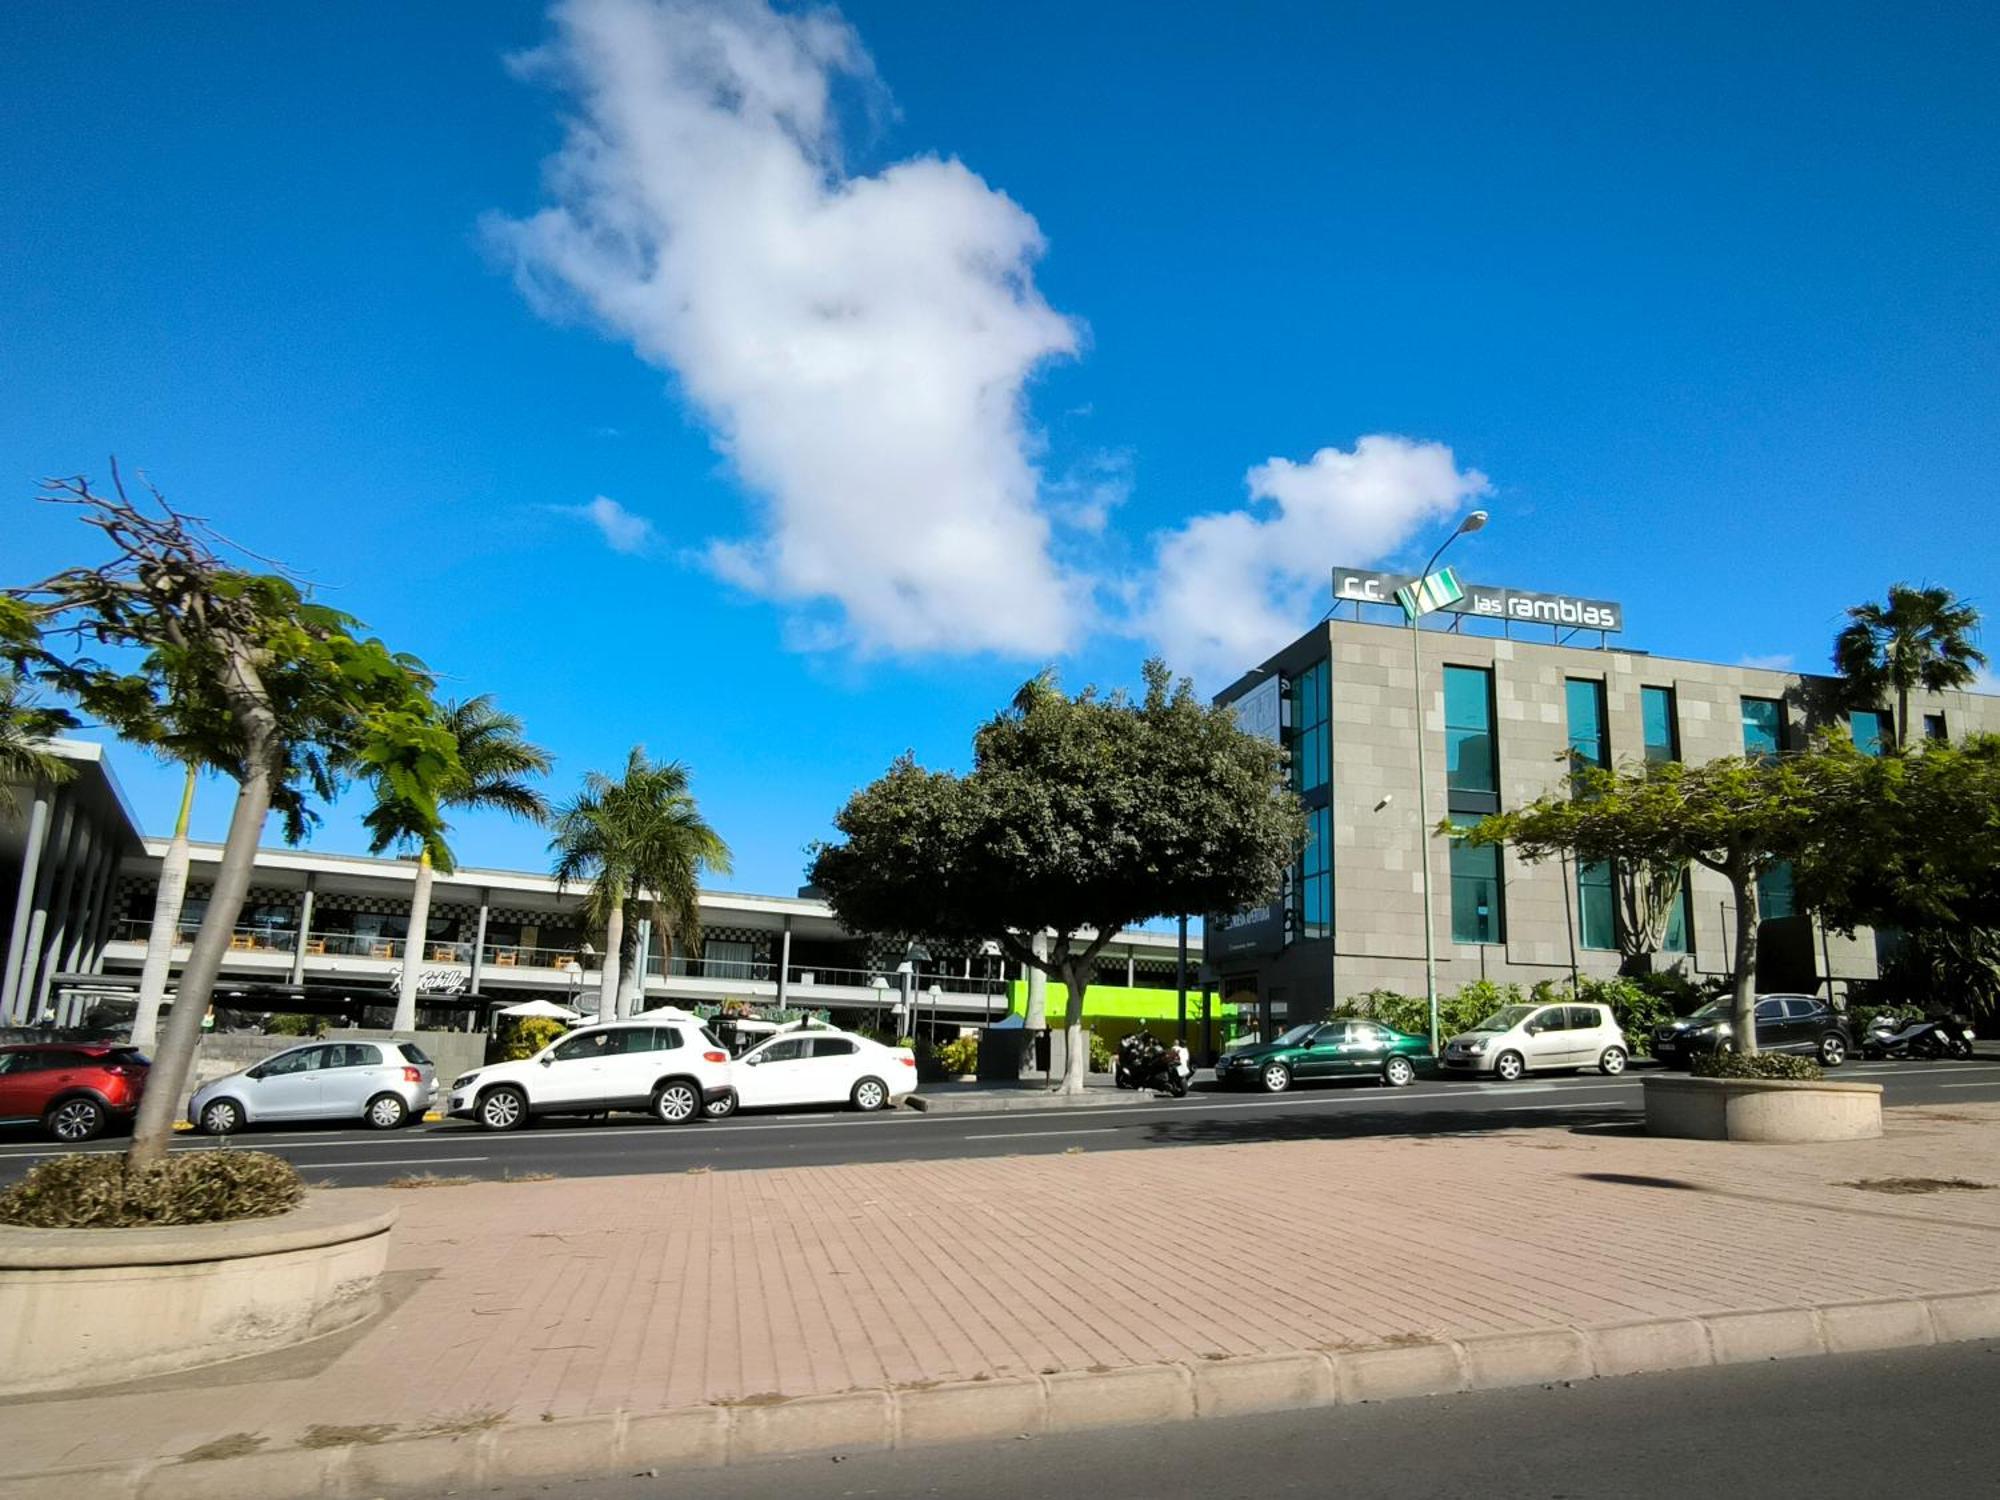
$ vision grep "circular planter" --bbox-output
[1643,1074,1883,1143]
[0,1192,395,1396]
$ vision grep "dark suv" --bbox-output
[1654,995,1852,1068]
[0,1043,151,1141]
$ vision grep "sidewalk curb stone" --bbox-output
[10,1290,1998,1500]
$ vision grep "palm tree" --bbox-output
[1834,583,1987,748]
[549,748,732,1022]
[361,696,553,1032]
[0,671,74,813]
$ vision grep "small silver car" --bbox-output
[191,1039,437,1133]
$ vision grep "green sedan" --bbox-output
[1213,1019,1433,1093]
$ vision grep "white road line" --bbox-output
[1936,1082,2000,1089]
[298,1156,489,1169]
[962,1128,1119,1141]
[1498,1102,1623,1112]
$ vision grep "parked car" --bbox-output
[717,1026,917,1115]
[448,1014,733,1130]
[1215,1019,1431,1093]
[191,1039,437,1133]
[1653,995,1851,1067]
[1441,1002,1628,1081]
[0,1042,150,1142]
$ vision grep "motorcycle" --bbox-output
[1862,1011,1962,1061]
[1114,1031,1194,1097]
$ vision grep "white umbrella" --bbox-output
[495,999,582,1022]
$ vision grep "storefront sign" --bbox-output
[385,966,469,996]
[1334,567,1623,633]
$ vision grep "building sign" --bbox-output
[1216,675,1287,956]
[1334,566,1623,633]
[1232,674,1282,744]
[385,965,469,997]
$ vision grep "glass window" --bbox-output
[1577,860,1616,950]
[809,1037,857,1058]
[332,1044,380,1068]
[1741,697,1784,760]
[1448,813,1504,943]
[1565,679,1609,771]
[1755,999,1785,1021]
[1924,713,1947,743]
[1444,666,1497,795]
[263,1046,328,1076]
[703,939,755,980]
[398,1042,432,1066]
[1571,1006,1606,1030]
[1641,686,1679,765]
[1849,709,1891,757]
[1528,1008,1564,1032]
[1295,804,1331,940]
[756,1038,811,1064]
[1782,999,1820,1021]
[551,1029,622,1061]
[1662,874,1694,955]
[1287,659,1330,795]
[1758,862,1796,920]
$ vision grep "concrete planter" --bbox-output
[1643,1074,1883,1143]
[0,1192,394,1396]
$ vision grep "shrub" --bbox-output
[1634,967,1713,1013]
[497,1015,567,1061]
[1338,984,1511,1044]
[1088,1031,1113,1072]
[264,1013,324,1037]
[0,1150,304,1229]
[1692,1051,1824,1082]
[1576,977,1677,1058]
[934,1034,979,1075]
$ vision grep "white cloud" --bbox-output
[1972,667,2000,695]
[557,494,657,554]
[1738,652,1795,672]
[493,0,1082,657]
[1131,435,1490,683]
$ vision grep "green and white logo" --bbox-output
[1394,566,1465,621]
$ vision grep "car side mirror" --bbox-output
[743,1054,761,1066]
[246,1067,266,1080]
[1526,1024,1543,1036]
[538,1055,553,1067]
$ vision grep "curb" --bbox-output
[906,1088,1158,1114]
[10,1289,1999,1500]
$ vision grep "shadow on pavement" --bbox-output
[1135,1102,1637,1148]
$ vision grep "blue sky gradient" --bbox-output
[3,1,1995,892]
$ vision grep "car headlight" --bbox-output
[1464,1040,1487,1053]
[453,1072,480,1090]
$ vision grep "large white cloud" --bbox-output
[493,0,1083,656]
[1135,435,1491,683]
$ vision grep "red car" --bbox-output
[0,1043,151,1142]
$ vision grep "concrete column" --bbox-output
[1,786,55,1019]
[82,846,122,976]
[1125,949,1135,987]
[288,874,316,986]
[18,798,83,1022]
[38,814,99,1017]
[57,833,109,979]
[775,920,792,1011]
[469,891,490,996]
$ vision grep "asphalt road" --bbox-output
[473,1337,2000,1500]
[3,1057,1997,1186]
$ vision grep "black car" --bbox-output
[1654,994,1852,1068]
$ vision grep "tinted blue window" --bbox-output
[1849,709,1891,757]
[1758,862,1796,920]
[1449,813,1503,943]
[1642,686,1679,764]
[1287,660,1330,793]
[1444,666,1497,795]
[1566,679,1609,771]
[1662,874,1694,954]
[1741,697,1783,758]
[1577,860,1616,949]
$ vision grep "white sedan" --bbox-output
[712,1027,917,1116]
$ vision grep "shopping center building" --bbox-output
[1207,566,2000,1040]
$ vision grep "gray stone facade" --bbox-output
[1213,618,2000,1028]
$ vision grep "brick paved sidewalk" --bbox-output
[4,1104,1999,1482]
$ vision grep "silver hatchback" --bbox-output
[191,1039,437,1133]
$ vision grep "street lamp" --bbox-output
[868,973,890,1034]
[1409,509,1489,1053]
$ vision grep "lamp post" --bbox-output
[868,973,890,1034]
[1409,509,1489,1052]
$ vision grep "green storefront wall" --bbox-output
[1005,980,1241,1025]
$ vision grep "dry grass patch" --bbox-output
[388,1173,477,1191]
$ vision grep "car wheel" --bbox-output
[199,1097,244,1135]
[652,1079,700,1124]
[1493,1050,1526,1083]
[1818,1033,1847,1067]
[851,1076,889,1112]
[364,1093,410,1130]
[1260,1062,1292,1093]
[703,1089,738,1120]
[477,1086,528,1132]
[1383,1055,1416,1088]
[44,1096,107,1143]
[1598,1046,1628,1076]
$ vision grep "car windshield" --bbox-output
[1470,1006,1539,1033]
[1689,1000,1730,1021]
[1271,1024,1319,1047]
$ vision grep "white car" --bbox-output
[447,1014,733,1130]
[191,1039,437,1133]
[717,1027,916,1115]
[1440,1001,1630,1081]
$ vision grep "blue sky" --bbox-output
[4,1,1996,893]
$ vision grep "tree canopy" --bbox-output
[1833,583,1986,747]
[810,659,1298,1090]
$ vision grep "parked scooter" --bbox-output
[1114,1031,1194,1096]
[1862,1010,1958,1060]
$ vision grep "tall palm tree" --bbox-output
[362,696,553,1032]
[1834,583,1986,748]
[549,747,732,1022]
[0,671,74,813]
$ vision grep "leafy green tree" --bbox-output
[1833,583,1986,747]
[0,655,76,812]
[549,748,732,1022]
[810,660,1299,1093]
[356,694,553,1032]
[1461,755,1826,1055]
[7,473,451,1168]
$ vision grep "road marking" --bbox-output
[295,1156,489,1168]
[1472,1083,1560,1094]
[1936,1082,2000,1089]
[1497,1102,1626,1112]
[962,1128,1119,1141]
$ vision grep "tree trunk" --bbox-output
[1729,866,1761,1055]
[615,915,645,1017]
[131,765,197,1050]
[392,849,435,1034]
[597,902,624,1024]
[1024,933,1048,1031]
[126,763,273,1169]
[1058,954,1091,1095]
[1895,684,1909,749]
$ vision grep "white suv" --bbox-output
[447,1015,733,1130]
[1441,1001,1629,1081]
